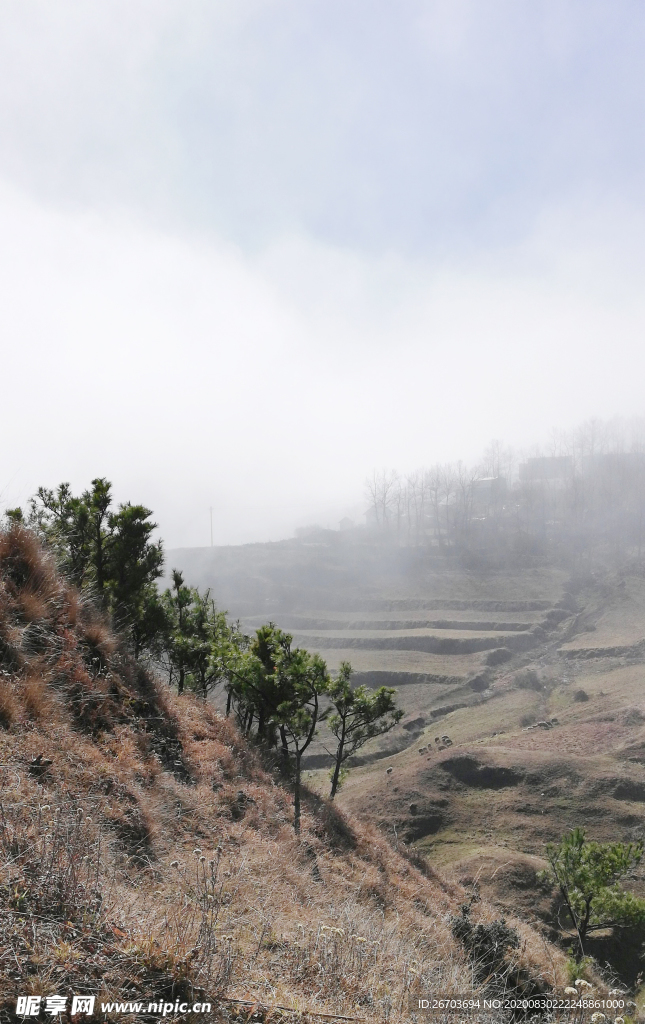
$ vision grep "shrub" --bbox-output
[574,689,589,702]
[565,954,595,985]
[514,669,542,691]
[486,648,512,666]
[469,673,490,693]
[450,903,520,981]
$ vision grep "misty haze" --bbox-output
[3,2,645,1019]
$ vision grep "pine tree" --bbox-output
[326,662,402,798]
[28,480,164,657]
[542,828,645,954]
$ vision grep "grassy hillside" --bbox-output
[0,527,575,1022]
[167,537,645,990]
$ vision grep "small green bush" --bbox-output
[564,954,594,985]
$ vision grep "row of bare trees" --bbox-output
[365,464,480,548]
[363,419,645,564]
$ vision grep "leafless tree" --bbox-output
[364,470,400,531]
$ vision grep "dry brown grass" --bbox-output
[0,677,18,729]
[0,526,571,1021]
[19,671,55,720]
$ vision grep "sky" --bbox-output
[2,0,645,546]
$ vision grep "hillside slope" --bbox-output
[0,527,571,1022]
[178,536,645,986]
[335,569,645,986]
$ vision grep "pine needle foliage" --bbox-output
[541,827,645,954]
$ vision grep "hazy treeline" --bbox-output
[365,418,645,564]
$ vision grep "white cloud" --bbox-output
[2,179,645,545]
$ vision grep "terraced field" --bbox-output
[166,541,570,763]
[243,608,545,691]
[238,590,569,767]
[559,575,645,657]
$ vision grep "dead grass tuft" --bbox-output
[0,623,22,672]
[396,844,440,882]
[17,588,50,624]
[0,677,18,729]
[105,797,156,864]
[77,613,118,671]
[0,524,61,604]
[19,672,54,720]
[302,787,357,851]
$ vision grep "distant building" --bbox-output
[581,451,645,478]
[472,476,507,501]
[519,457,573,487]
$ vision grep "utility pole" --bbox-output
[210,506,213,548]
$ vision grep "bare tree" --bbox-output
[425,465,453,549]
[365,470,400,532]
[450,462,476,546]
[405,471,427,546]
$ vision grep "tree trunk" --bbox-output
[329,737,345,800]
[294,750,302,834]
[178,667,185,695]
[561,887,586,958]
[579,899,592,953]
[280,725,290,765]
[94,518,106,603]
